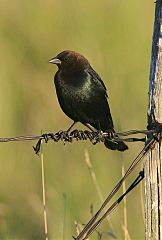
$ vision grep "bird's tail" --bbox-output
[104,130,128,151]
[104,139,128,151]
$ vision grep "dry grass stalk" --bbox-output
[121,159,131,240]
[75,221,89,240]
[62,193,67,240]
[121,223,131,240]
[40,144,49,240]
[84,149,114,232]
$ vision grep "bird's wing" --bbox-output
[86,67,108,97]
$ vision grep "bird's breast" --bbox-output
[55,71,93,102]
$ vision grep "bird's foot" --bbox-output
[66,121,76,132]
[105,129,115,140]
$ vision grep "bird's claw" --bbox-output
[105,129,115,140]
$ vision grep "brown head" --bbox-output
[49,50,90,75]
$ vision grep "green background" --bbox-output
[0,1,154,239]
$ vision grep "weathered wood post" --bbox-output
[145,1,162,239]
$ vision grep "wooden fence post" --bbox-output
[145,1,162,239]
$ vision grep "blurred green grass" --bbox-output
[0,0,154,239]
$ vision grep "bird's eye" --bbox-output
[64,57,69,62]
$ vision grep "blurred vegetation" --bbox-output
[0,0,154,239]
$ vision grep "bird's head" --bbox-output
[49,50,90,74]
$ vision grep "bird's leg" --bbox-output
[97,121,101,131]
[66,121,76,133]
[97,120,104,134]
[62,121,76,146]
[83,123,95,132]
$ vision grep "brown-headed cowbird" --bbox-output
[49,50,128,151]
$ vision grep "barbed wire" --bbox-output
[76,170,145,240]
[0,128,156,154]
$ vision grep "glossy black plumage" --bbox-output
[49,50,128,151]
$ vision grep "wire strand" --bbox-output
[83,171,144,240]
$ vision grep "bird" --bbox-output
[49,50,128,151]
